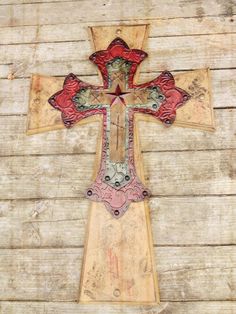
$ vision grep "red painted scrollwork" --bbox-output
[48,38,190,218]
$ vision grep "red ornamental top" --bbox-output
[89,38,147,88]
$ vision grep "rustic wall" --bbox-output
[0,0,236,313]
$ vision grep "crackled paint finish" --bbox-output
[48,38,190,218]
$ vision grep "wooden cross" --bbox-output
[27,24,215,304]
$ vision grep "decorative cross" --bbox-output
[27,24,214,304]
[48,37,190,218]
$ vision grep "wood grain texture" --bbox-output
[0,34,235,78]
[0,150,235,199]
[0,0,73,4]
[79,202,159,303]
[0,16,235,45]
[0,196,235,248]
[0,69,235,114]
[1,108,236,156]
[0,0,235,27]
[0,246,234,301]
[1,301,236,314]
[90,24,149,51]
[109,98,126,162]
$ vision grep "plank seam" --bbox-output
[0,13,235,26]
[0,148,235,158]
[0,194,236,202]
[0,32,234,47]
[0,31,235,47]
[1,67,236,80]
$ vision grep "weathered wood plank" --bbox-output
[0,16,235,45]
[0,246,234,301]
[0,0,73,4]
[0,108,236,156]
[139,108,236,152]
[0,116,100,155]
[0,196,235,248]
[0,34,235,75]
[0,0,235,27]
[1,301,236,314]
[0,150,235,199]
[0,69,235,114]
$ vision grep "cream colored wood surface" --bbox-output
[0,0,235,312]
[0,17,235,45]
[0,0,234,26]
[1,301,236,314]
[79,202,159,303]
[0,150,235,199]
[0,108,235,156]
[0,247,234,301]
[90,24,149,51]
[0,34,235,78]
[0,196,235,248]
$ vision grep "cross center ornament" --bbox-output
[27,25,214,304]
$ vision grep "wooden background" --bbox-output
[0,0,236,313]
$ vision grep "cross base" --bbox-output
[79,201,159,303]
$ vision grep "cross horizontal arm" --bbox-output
[48,73,106,128]
[132,71,190,125]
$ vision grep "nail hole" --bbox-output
[113,288,121,297]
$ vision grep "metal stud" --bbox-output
[125,175,130,181]
[152,104,158,109]
[105,176,110,181]
[115,181,120,187]
[114,210,120,216]
[142,190,148,197]
[87,190,92,196]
